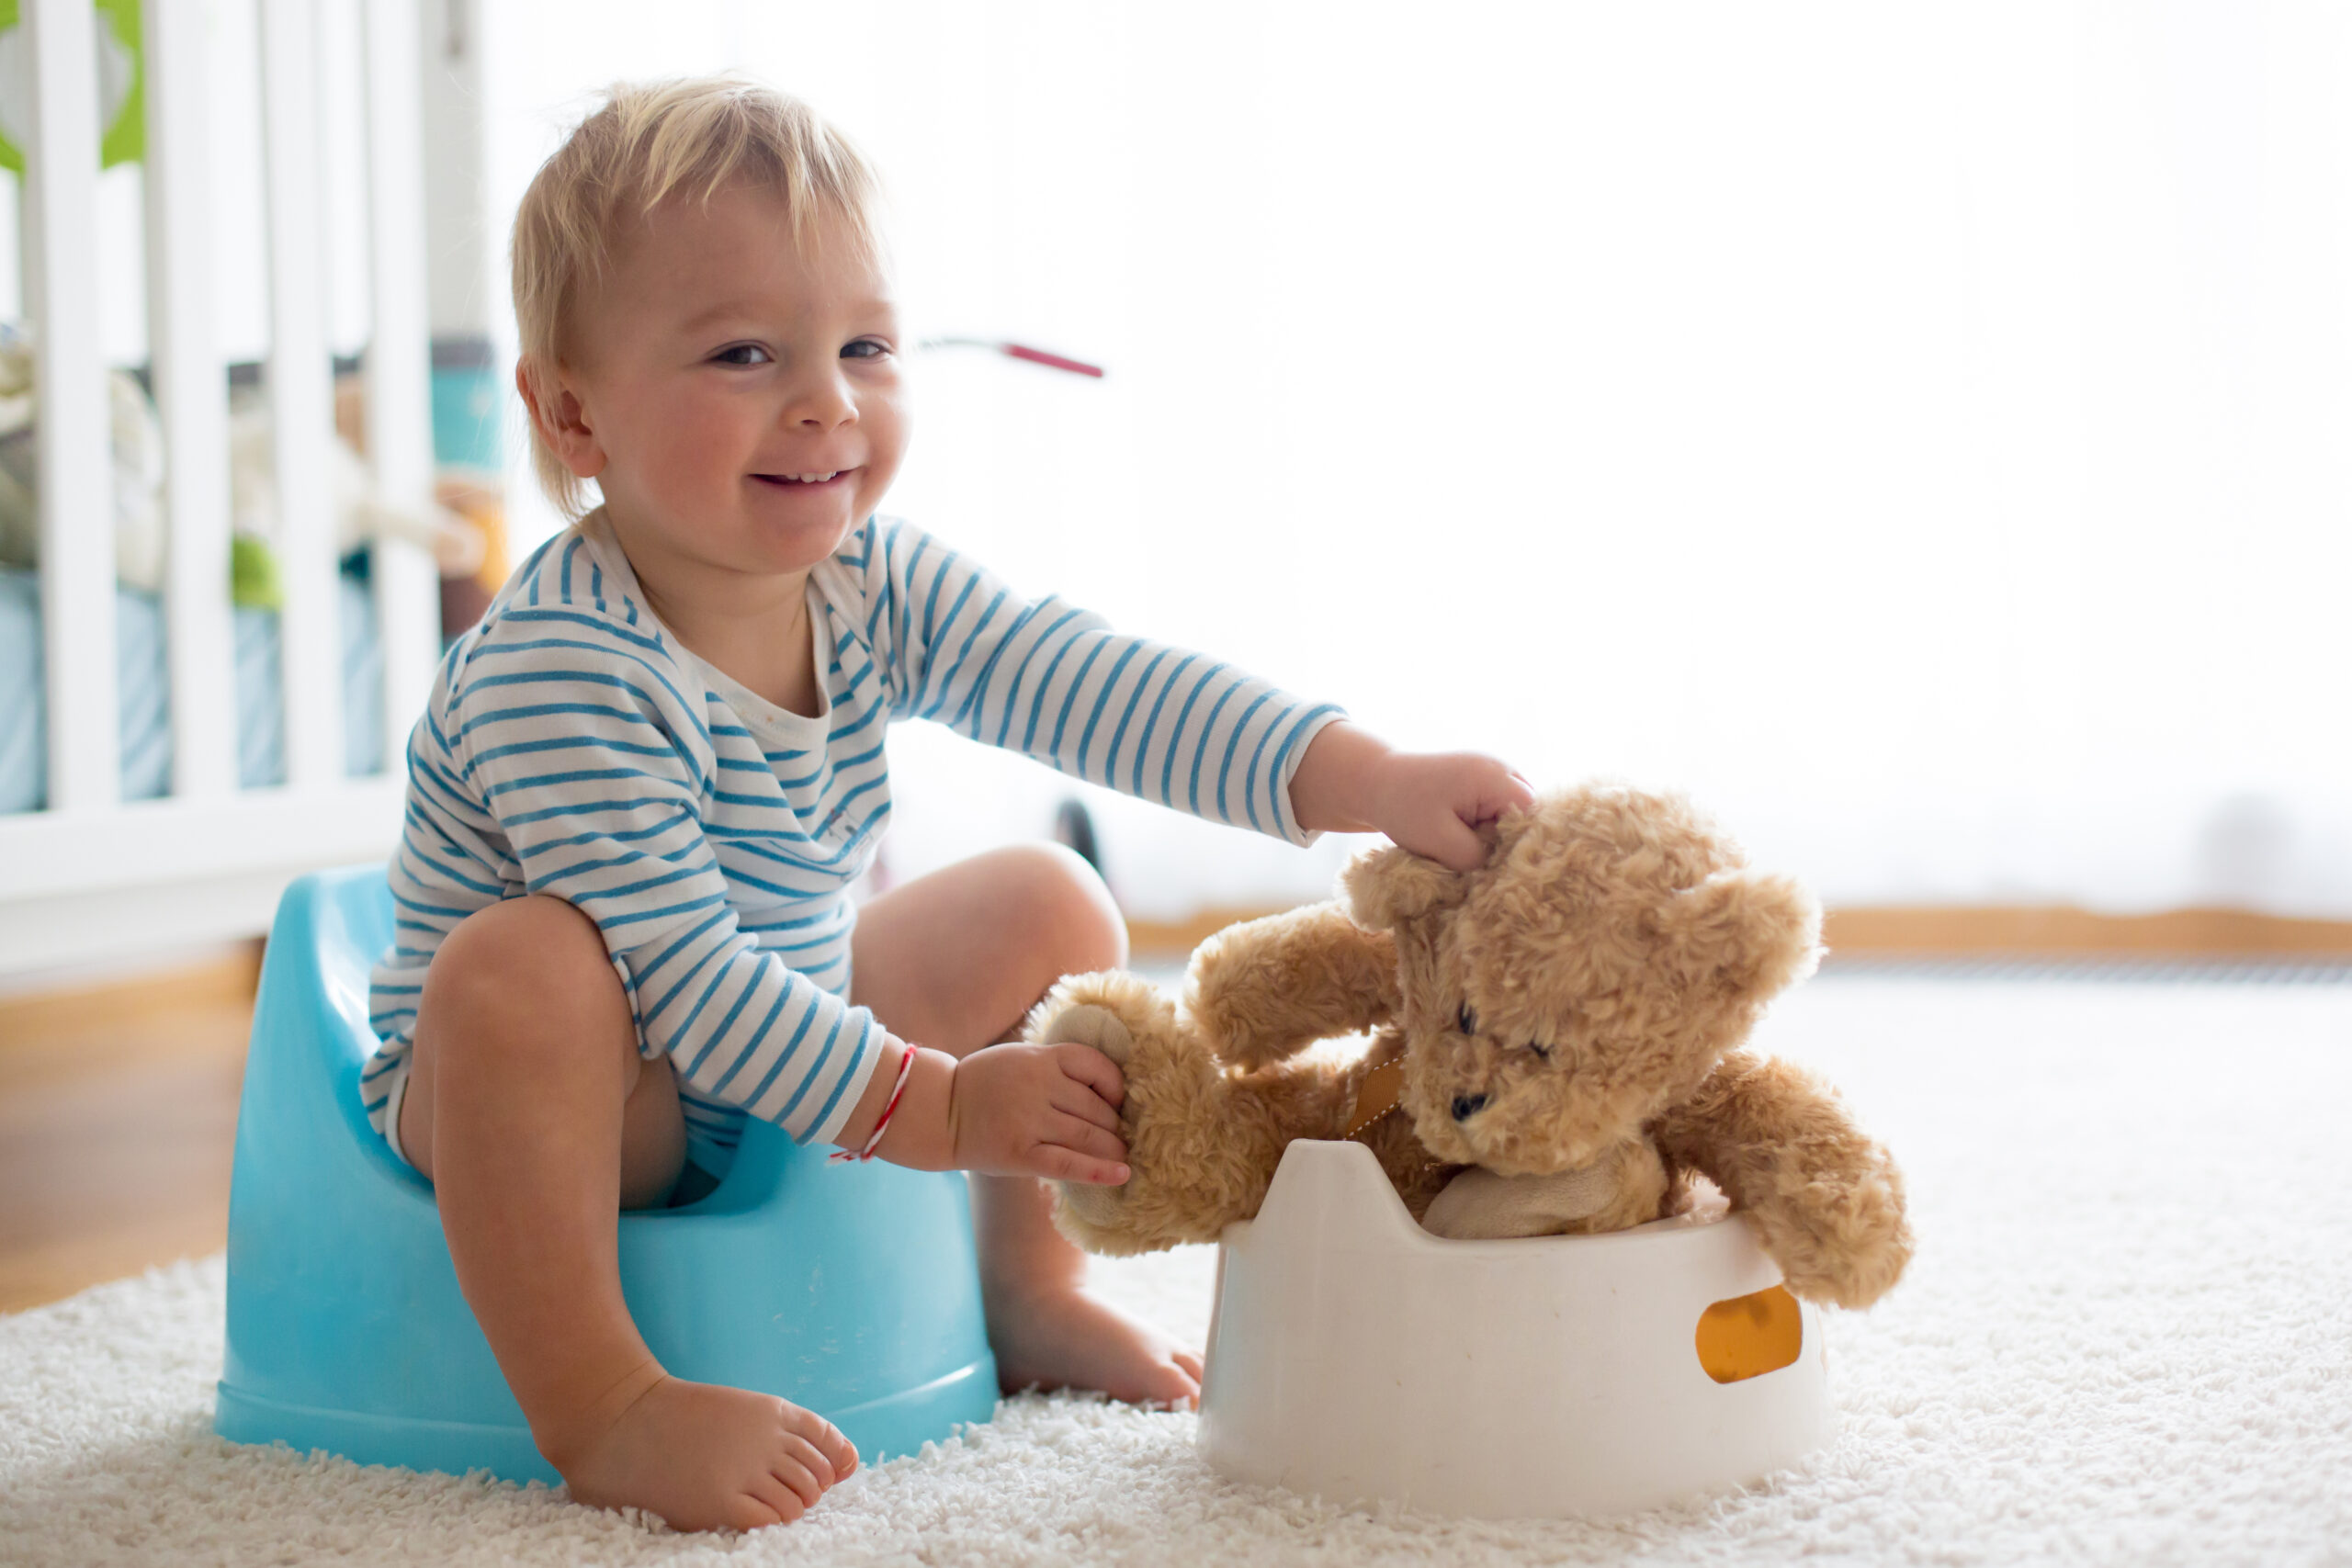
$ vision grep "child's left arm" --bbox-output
[855,517,1531,856]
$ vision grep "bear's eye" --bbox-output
[1525,1041,1554,1061]
[1456,1002,1478,1035]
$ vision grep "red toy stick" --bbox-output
[922,337,1106,378]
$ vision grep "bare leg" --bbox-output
[400,895,858,1530]
[853,844,1203,1407]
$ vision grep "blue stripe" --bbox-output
[1151,658,1220,805]
[919,586,1009,721]
[1072,640,1145,778]
[772,1012,851,1132]
[1214,691,1275,827]
[638,908,733,995]
[1021,627,1096,756]
[804,1019,876,1139]
[501,605,666,654]
[988,607,1089,750]
[711,997,819,1099]
[1259,703,1341,838]
[1125,651,1198,797]
[940,595,1036,730]
[1184,680,1242,818]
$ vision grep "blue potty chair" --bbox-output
[214,866,1000,1483]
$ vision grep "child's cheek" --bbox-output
[644,392,743,496]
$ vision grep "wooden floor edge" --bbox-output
[2,901,2346,1021]
[1129,904,2352,960]
[0,941,266,1043]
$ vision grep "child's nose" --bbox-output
[785,368,858,429]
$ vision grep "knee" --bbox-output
[419,895,624,1064]
[998,842,1128,976]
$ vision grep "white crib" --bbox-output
[0,0,439,977]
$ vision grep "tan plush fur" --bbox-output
[1033,784,1914,1308]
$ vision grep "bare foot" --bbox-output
[985,1276,1204,1408]
[551,1373,860,1533]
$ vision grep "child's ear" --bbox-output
[515,357,606,479]
[1658,870,1822,998]
[1341,843,1472,935]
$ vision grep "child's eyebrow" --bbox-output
[673,298,898,335]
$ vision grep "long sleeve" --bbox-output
[428,607,882,1145]
[850,518,1345,843]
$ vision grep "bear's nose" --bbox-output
[1450,1092,1490,1122]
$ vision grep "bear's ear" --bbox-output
[1342,843,1473,934]
[1657,869,1823,999]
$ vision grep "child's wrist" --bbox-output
[1289,720,1394,835]
[871,1047,958,1171]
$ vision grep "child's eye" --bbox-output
[713,344,773,367]
[842,338,892,361]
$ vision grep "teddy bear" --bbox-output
[1030,784,1913,1310]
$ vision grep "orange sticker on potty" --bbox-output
[1695,1285,1804,1383]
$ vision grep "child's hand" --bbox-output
[1363,748,1536,871]
[1290,721,1535,872]
[946,1041,1131,1185]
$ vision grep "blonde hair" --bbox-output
[511,77,883,519]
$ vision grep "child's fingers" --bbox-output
[1419,810,1491,872]
[1035,1145,1130,1186]
[1053,1083,1124,1134]
[1459,759,1535,825]
[1492,770,1538,816]
[1053,1041,1126,1109]
[1052,1116,1128,1166]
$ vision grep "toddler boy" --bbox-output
[362,77,1532,1532]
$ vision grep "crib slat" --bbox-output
[24,0,119,814]
[363,0,439,772]
[259,0,345,790]
[144,0,238,801]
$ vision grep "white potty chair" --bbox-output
[1198,1140,1831,1518]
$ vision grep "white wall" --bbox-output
[175,0,2352,919]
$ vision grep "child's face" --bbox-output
[546,182,906,581]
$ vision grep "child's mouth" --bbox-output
[752,468,854,491]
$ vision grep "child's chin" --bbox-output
[740,510,857,570]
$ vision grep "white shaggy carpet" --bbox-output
[5,977,2349,1567]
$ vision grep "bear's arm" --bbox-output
[1184,901,1401,1069]
[1648,1050,1914,1310]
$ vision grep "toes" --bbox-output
[1175,1348,1205,1382]
[743,1472,808,1527]
[1125,1351,1203,1410]
[793,1407,859,1479]
[1147,1370,1200,1411]
[781,1431,836,1491]
[770,1457,824,1512]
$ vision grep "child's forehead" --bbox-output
[604,181,890,314]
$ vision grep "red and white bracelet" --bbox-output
[829,1044,917,1165]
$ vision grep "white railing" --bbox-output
[0,0,439,976]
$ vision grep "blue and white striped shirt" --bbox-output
[364,510,1343,1173]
